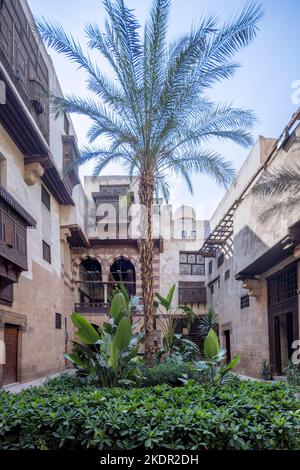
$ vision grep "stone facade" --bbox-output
[1,0,299,386]
[205,122,300,378]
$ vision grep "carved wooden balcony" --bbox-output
[178,282,207,304]
[0,0,49,141]
[0,185,36,276]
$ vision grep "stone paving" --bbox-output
[3,370,74,394]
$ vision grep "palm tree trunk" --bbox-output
[139,168,156,365]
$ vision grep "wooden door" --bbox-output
[224,330,231,364]
[3,324,18,385]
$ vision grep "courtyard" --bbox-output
[0,0,299,457]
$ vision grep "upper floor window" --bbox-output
[42,240,51,264]
[181,231,187,239]
[41,185,51,211]
[55,313,62,330]
[209,260,212,275]
[179,252,205,276]
[241,294,250,310]
[217,253,224,268]
[225,269,230,280]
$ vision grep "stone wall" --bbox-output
[207,126,300,378]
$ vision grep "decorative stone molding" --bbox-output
[242,279,262,298]
[0,311,27,331]
[24,162,44,186]
[60,227,72,244]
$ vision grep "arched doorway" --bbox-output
[78,258,103,307]
[109,258,136,297]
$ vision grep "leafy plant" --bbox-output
[66,290,144,387]
[142,357,193,387]
[37,0,262,362]
[191,329,240,385]
[199,309,218,339]
[173,337,201,362]
[284,361,300,387]
[154,285,196,357]
[261,359,273,381]
[0,376,299,450]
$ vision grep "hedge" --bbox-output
[0,375,299,450]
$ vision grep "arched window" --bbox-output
[109,258,136,297]
[79,259,103,305]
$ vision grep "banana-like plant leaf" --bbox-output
[108,342,119,370]
[110,292,127,323]
[70,313,100,344]
[155,285,176,312]
[65,353,89,369]
[204,329,220,360]
[114,317,132,351]
[220,355,241,375]
[166,284,176,307]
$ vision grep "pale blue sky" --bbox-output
[28,0,300,218]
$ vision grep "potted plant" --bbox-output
[260,359,272,381]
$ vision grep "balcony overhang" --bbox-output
[89,238,164,252]
[61,224,90,249]
[236,221,300,281]
[0,68,48,157]
[0,68,74,206]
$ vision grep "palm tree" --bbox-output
[251,165,300,222]
[37,0,262,363]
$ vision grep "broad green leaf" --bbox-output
[204,329,220,360]
[110,292,127,323]
[166,284,176,307]
[220,355,241,375]
[65,353,88,369]
[114,317,132,351]
[70,313,100,344]
[108,342,118,370]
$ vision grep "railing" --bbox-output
[75,303,109,315]
[75,280,137,314]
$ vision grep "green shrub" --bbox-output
[141,358,193,386]
[285,361,300,387]
[67,288,144,387]
[0,376,299,450]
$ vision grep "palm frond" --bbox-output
[257,195,300,223]
[158,150,235,189]
[252,165,300,197]
[199,309,218,339]
[205,3,264,65]
[37,0,261,204]
[143,0,170,125]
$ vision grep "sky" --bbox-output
[27,0,300,219]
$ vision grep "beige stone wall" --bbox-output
[0,260,75,384]
[207,124,300,378]
[208,246,269,377]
